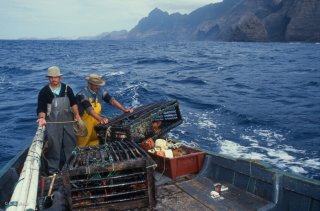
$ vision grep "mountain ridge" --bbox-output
[92,0,320,42]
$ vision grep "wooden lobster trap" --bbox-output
[95,100,183,144]
[61,141,156,210]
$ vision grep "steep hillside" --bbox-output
[105,0,320,42]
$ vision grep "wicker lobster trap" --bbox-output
[95,100,183,144]
[61,141,156,210]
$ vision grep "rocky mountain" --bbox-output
[124,0,320,42]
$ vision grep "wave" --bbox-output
[166,93,221,110]
[136,57,177,64]
[224,77,235,81]
[227,83,252,90]
[303,81,319,87]
[168,76,207,85]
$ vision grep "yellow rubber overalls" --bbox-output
[77,97,101,147]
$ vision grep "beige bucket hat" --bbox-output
[47,66,63,77]
[85,74,106,86]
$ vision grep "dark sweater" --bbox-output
[37,83,77,115]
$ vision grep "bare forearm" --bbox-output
[111,98,126,112]
[89,109,108,123]
[72,104,80,118]
[111,98,133,113]
[37,112,46,126]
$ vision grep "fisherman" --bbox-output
[76,74,133,147]
[37,66,81,175]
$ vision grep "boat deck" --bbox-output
[153,174,269,211]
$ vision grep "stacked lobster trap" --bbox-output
[61,141,156,210]
[59,100,183,210]
[95,100,183,144]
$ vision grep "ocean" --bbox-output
[0,40,319,180]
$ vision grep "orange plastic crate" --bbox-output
[149,147,205,180]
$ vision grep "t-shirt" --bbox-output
[37,83,77,115]
[76,87,113,115]
[50,86,61,95]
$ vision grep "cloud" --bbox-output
[0,0,222,39]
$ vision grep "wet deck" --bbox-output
[153,175,269,211]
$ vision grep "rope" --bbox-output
[86,166,91,175]
[72,146,82,155]
[46,120,76,124]
[107,163,115,177]
[146,164,157,169]
[166,139,200,149]
[155,155,166,181]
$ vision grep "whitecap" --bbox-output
[242,152,266,160]
[198,119,217,129]
[304,158,320,168]
[241,135,258,144]
[267,149,295,160]
[104,71,125,77]
[280,145,305,153]
[219,139,248,158]
[288,166,308,174]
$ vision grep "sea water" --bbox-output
[0,40,319,180]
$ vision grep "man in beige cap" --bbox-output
[76,74,133,147]
[37,66,81,175]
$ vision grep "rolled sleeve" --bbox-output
[77,93,93,114]
[102,91,114,104]
[37,90,47,114]
[66,86,77,107]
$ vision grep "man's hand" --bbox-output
[123,108,134,113]
[37,118,46,126]
[74,113,81,121]
[99,117,109,124]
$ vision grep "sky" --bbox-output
[0,0,222,40]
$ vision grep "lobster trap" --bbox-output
[95,100,183,143]
[62,141,156,210]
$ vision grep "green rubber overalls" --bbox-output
[46,86,76,173]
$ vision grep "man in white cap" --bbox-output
[76,74,133,147]
[37,66,81,175]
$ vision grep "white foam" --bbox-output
[90,63,114,70]
[304,158,320,169]
[253,129,284,142]
[189,111,218,129]
[184,111,318,177]
[217,66,224,71]
[243,152,267,160]
[168,132,179,140]
[241,135,258,144]
[288,166,308,174]
[267,149,295,160]
[198,119,217,129]
[281,145,305,153]
[104,71,125,76]
[119,82,144,108]
[219,139,248,158]
[204,137,217,142]
[179,130,186,134]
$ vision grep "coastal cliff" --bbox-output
[123,0,320,42]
